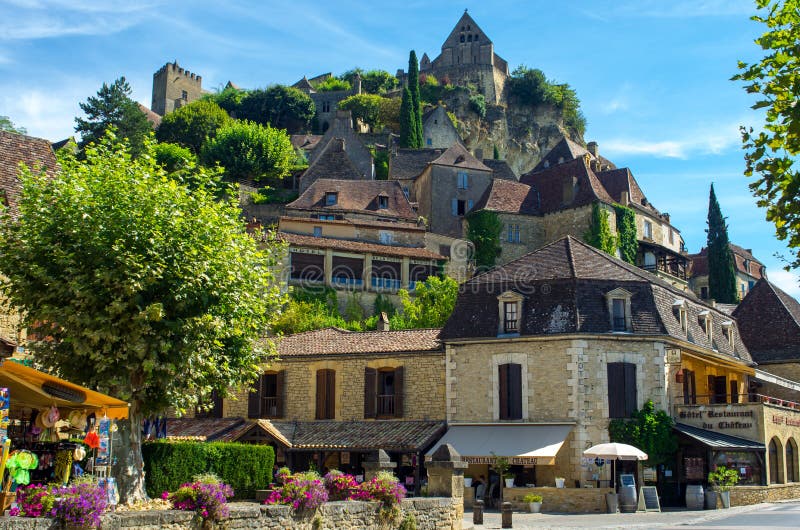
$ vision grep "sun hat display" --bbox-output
[73,445,86,461]
[46,405,60,425]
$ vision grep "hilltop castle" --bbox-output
[151,61,204,116]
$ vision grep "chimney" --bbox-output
[474,148,484,160]
[620,191,630,206]
[662,213,670,223]
[377,312,390,332]
[587,141,599,157]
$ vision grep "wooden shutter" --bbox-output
[248,374,263,419]
[275,370,285,418]
[498,364,509,420]
[364,367,377,419]
[325,370,336,419]
[508,363,522,420]
[623,363,637,417]
[451,198,458,216]
[689,371,697,404]
[607,363,624,418]
[394,366,404,418]
[708,375,716,404]
[316,370,327,420]
[730,380,739,404]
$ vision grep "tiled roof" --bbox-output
[266,420,446,451]
[482,159,518,181]
[0,130,58,219]
[277,327,442,356]
[137,103,162,128]
[165,417,255,442]
[290,134,323,151]
[280,216,424,233]
[520,156,616,214]
[431,143,491,172]
[441,236,752,364]
[532,137,617,172]
[300,139,366,187]
[292,77,315,91]
[389,148,443,181]
[733,279,800,363]
[473,179,539,215]
[282,232,445,260]
[595,168,660,216]
[689,244,766,280]
[287,179,416,221]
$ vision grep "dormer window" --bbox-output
[377,195,389,209]
[644,220,653,239]
[744,259,751,274]
[605,288,633,332]
[673,300,688,333]
[497,291,523,336]
[325,192,338,206]
[699,310,712,342]
[722,321,734,348]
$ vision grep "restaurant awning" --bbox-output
[427,423,574,465]
[674,423,765,451]
[0,360,129,419]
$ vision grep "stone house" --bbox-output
[293,73,362,133]
[689,244,767,301]
[435,236,793,507]
[531,137,616,173]
[422,106,461,149]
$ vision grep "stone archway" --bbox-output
[769,437,785,484]
[787,438,798,483]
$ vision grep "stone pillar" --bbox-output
[324,249,333,286]
[426,443,468,498]
[363,252,373,292]
[362,449,396,481]
[401,256,410,289]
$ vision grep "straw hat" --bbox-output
[35,410,47,430]
[68,410,87,429]
[73,446,86,461]
[40,407,56,428]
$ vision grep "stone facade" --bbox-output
[415,164,493,239]
[151,62,203,116]
[501,486,614,513]
[422,106,461,149]
[729,483,800,505]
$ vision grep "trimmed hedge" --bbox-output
[143,441,275,500]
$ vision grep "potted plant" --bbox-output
[523,493,542,513]
[708,466,739,508]
[555,476,566,488]
[504,474,515,488]
[491,453,511,502]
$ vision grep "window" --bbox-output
[506,224,520,243]
[315,369,336,419]
[181,90,188,100]
[644,220,653,239]
[607,362,636,418]
[467,34,472,42]
[248,372,285,419]
[699,311,712,342]
[708,375,728,404]
[451,198,472,216]
[700,286,709,299]
[364,367,404,418]
[457,171,469,189]
[722,321,734,348]
[744,259,751,273]
[498,363,523,420]
[377,195,389,209]
[682,369,697,404]
[427,138,433,146]
[503,301,518,333]
[460,35,465,42]
[313,226,322,237]
[402,187,410,199]
[611,298,627,331]
[322,101,331,112]
[769,438,781,484]
[325,192,338,206]
[787,439,798,483]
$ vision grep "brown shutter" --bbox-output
[708,375,716,404]
[498,364,509,420]
[248,374,263,418]
[508,363,522,420]
[689,371,697,404]
[607,363,624,418]
[623,363,637,417]
[276,370,285,418]
[326,370,336,419]
[730,380,739,404]
[364,367,377,419]
[394,366,404,418]
[316,370,326,420]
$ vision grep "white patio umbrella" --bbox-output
[583,443,648,489]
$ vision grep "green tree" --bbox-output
[608,400,678,467]
[399,87,416,148]
[153,142,197,172]
[314,77,351,92]
[238,86,315,134]
[466,210,503,270]
[337,94,385,131]
[74,77,153,155]
[378,97,402,132]
[493,144,500,160]
[733,0,800,269]
[0,115,26,134]
[201,120,295,183]
[204,86,247,115]
[614,204,638,264]
[706,184,739,303]
[408,51,424,146]
[584,202,617,255]
[155,99,230,153]
[340,69,398,94]
[507,66,586,138]
[152,143,226,196]
[0,132,284,502]
[391,276,458,329]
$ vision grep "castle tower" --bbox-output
[151,61,203,117]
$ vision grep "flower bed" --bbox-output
[10,481,107,528]
[162,474,234,523]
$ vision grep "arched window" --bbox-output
[787,438,798,482]
[769,437,784,484]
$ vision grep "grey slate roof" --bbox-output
[674,423,764,450]
[389,148,443,181]
[532,137,617,172]
[265,420,446,451]
[287,178,416,220]
[733,279,800,363]
[482,159,518,181]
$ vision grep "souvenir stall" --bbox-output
[0,360,129,509]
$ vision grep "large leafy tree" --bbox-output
[155,99,230,153]
[337,94,386,131]
[340,68,398,94]
[0,115,26,134]
[707,184,739,303]
[0,133,284,501]
[202,120,295,183]
[408,51,424,146]
[466,210,503,271]
[733,0,800,269]
[391,276,459,329]
[74,77,152,155]
[608,401,677,468]
[237,86,315,134]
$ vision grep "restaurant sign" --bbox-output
[676,405,760,440]
[462,456,556,466]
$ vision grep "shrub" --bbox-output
[154,142,197,173]
[156,99,231,153]
[143,441,274,500]
[469,94,487,118]
[324,470,358,501]
[315,77,351,92]
[201,120,295,182]
[163,480,234,522]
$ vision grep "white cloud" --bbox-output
[601,120,743,159]
[0,82,91,141]
[767,269,800,299]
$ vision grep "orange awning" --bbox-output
[0,360,129,419]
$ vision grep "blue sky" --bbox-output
[1,0,797,295]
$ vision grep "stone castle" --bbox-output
[151,61,204,116]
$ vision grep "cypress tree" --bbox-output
[493,144,500,160]
[408,51,423,147]
[706,184,739,303]
[399,87,414,148]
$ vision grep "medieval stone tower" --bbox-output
[151,61,204,116]
[420,10,509,103]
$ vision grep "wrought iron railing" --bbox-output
[676,393,800,409]
[377,394,395,416]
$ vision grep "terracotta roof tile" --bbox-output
[278,327,442,356]
[532,137,617,172]
[137,103,162,128]
[519,156,616,214]
[473,179,539,214]
[280,216,424,233]
[689,244,766,280]
[282,232,445,260]
[0,130,58,219]
[300,139,366,187]
[165,417,253,442]
[287,179,416,221]
[595,168,660,215]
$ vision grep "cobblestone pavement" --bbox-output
[462,502,778,529]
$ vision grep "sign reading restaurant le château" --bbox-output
[676,405,760,441]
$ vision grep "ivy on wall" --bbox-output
[614,204,638,264]
[584,202,617,256]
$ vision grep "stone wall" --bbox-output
[502,486,614,513]
[729,483,800,505]
[0,498,462,530]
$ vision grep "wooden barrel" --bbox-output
[685,484,704,509]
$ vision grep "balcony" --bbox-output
[641,256,689,281]
[377,394,395,416]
